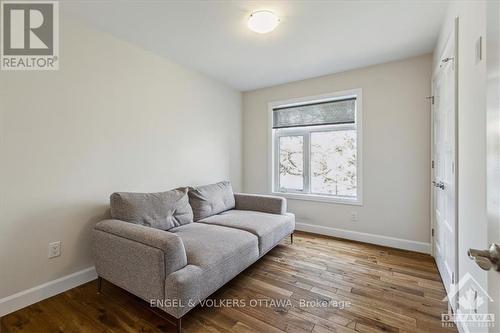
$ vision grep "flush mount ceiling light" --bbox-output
[247,10,280,34]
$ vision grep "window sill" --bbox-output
[271,192,363,206]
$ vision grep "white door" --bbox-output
[432,22,458,306]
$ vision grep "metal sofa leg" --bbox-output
[177,317,182,333]
[290,233,294,244]
[97,276,102,294]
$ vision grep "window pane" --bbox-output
[311,130,356,197]
[279,136,304,190]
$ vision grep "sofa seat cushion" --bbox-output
[169,222,258,270]
[198,210,295,255]
[166,223,259,317]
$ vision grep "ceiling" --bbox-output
[63,0,449,91]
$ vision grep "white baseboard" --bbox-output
[0,266,97,317]
[295,222,431,254]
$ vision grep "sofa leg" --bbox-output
[177,317,182,333]
[290,233,294,244]
[97,276,102,294]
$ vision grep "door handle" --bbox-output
[468,243,500,271]
[433,181,445,190]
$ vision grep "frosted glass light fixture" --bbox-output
[247,10,280,34]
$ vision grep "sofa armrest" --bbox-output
[92,219,187,301]
[234,193,287,215]
[94,219,188,273]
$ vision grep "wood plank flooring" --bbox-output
[0,232,457,333]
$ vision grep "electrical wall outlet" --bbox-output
[350,212,358,222]
[48,241,61,259]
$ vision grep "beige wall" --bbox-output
[0,18,242,298]
[242,54,432,245]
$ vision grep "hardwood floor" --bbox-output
[1,232,457,333]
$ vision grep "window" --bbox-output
[269,89,362,205]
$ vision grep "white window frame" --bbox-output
[268,88,363,206]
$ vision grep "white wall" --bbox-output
[242,54,432,250]
[433,1,489,329]
[486,0,500,328]
[0,18,242,299]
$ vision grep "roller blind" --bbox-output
[273,98,356,129]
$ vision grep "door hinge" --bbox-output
[432,228,434,237]
[432,160,435,169]
[426,96,435,105]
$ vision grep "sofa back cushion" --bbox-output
[188,181,235,221]
[110,188,193,230]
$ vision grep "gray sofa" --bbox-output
[92,181,295,332]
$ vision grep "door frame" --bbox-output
[430,17,459,305]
